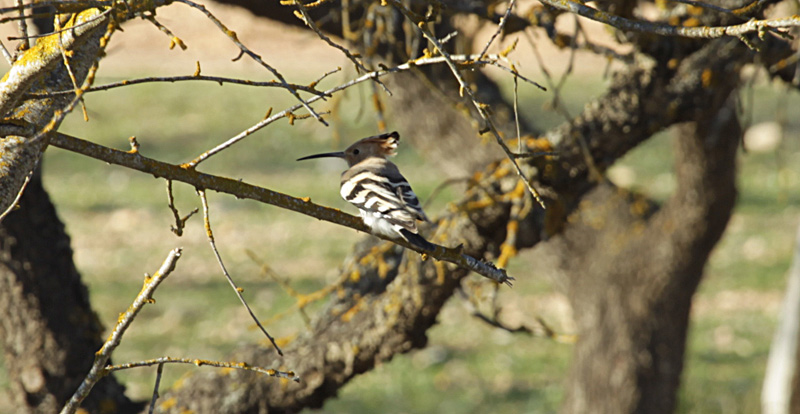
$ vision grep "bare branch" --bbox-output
[0,39,13,64]
[148,363,164,414]
[537,0,798,38]
[174,0,328,126]
[60,248,183,414]
[389,0,548,208]
[49,132,514,285]
[184,53,527,167]
[198,190,284,355]
[478,0,516,59]
[30,74,331,97]
[165,180,197,236]
[106,356,300,382]
[142,12,187,50]
[289,0,390,94]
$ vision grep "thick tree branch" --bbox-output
[0,0,170,217]
[49,132,513,285]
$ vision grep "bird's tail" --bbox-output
[399,229,436,252]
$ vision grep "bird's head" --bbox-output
[297,131,399,167]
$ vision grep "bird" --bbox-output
[297,131,435,252]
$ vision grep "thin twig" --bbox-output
[511,151,559,159]
[166,180,197,236]
[0,168,33,224]
[59,248,183,414]
[174,0,327,126]
[290,0,390,94]
[31,74,331,98]
[55,16,90,122]
[309,66,342,90]
[0,39,13,64]
[514,75,521,153]
[557,15,580,92]
[142,12,187,50]
[198,190,284,355]
[184,53,527,168]
[390,0,547,208]
[147,363,164,414]
[440,30,459,45]
[106,357,300,382]
[485,58,547,91]
[478,0,516,59]
[667,0,779,35]
[524,30,570,121]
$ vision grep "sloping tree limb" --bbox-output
[48,132,513,285]
[0,7,108,217]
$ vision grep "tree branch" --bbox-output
[537,0,797,38]
[49,132,513,285]
[61,248,183,414]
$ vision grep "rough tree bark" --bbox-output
[545,84,740,413]
[0,2,166,412]
[0,171,141,414]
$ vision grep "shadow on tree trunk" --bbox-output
[0,170,142,414]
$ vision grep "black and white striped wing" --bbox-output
[393,177,429,223]
[340,170,421,233]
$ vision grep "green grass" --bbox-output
[1,68,799,414]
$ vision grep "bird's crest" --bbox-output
[356,131,399,157]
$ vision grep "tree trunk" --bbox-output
[550,88,739,413]
[0,170,140,414]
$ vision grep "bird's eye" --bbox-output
[353,149,360,155]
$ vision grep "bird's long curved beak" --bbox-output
[296,151,346,162]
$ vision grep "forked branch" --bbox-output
[60,248,183,414]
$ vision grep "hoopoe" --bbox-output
[297,131,435,252]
